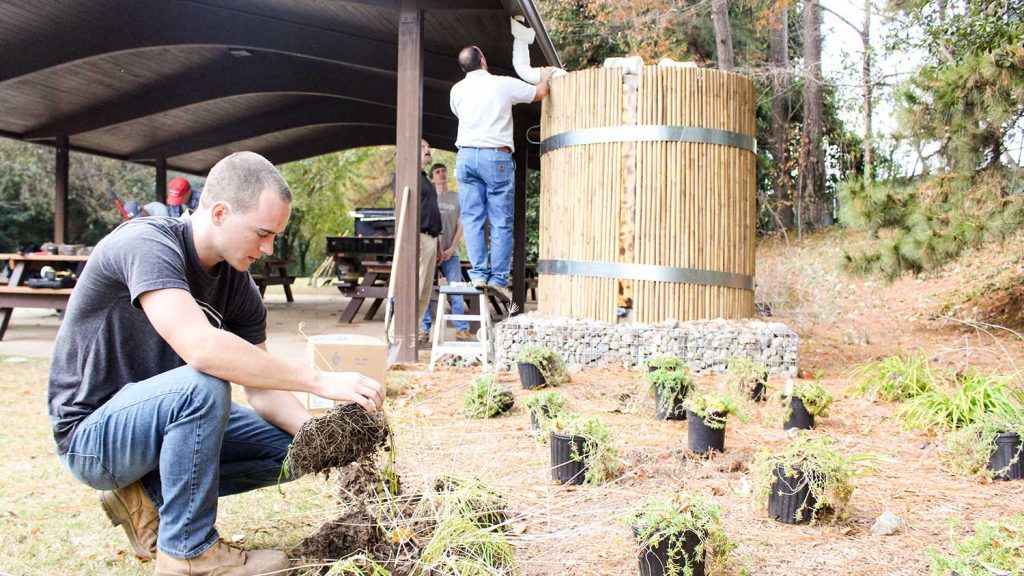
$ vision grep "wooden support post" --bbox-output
[512,125,528,313]
[394,0,423,362]
[54,136,69,245]
[155,158,167,204]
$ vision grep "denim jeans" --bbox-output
[59,365,297,558]
[421,253,469,332]
[456,147,515,288]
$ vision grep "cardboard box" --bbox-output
[298,334,387,412]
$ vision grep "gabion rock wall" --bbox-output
[494,314,799,375]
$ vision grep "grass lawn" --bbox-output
[0,356,333,576]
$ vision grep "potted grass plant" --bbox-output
[650,366,695,421]
[943,414,1024,481]
[515,344,570,389]
[897,371,1024,432]
[782,379,833,430]
[725,357,770,402]
[682,391,749,454]
[548,412,619,485]
[462,375,515,419]
[626,493,734,576]
[752,434,863,525]
[848,351,937,402]
[523,391,567,435]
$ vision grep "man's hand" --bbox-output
[310,371,384,413]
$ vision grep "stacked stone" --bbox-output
[494,314,798,375]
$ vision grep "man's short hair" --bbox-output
[430,163,447,174]
[458,46,484,73]
[201,151,291,213]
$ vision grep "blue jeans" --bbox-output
[422,253,469,332]
[59,366,297,558]
[456,147,515,288]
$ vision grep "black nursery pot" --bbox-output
[988,432,1024,481]
[634,527,706,576]
[687,410,726,454]
[550,433,589,485]
[517,362,546,389]
[768,464,817,524]
[784,396,815,430]
[529,405,552,434]
[654,386,689,421]
[751,375,768,402]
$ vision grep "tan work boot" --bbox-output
[155,539,291,576]
[100,481,159,560]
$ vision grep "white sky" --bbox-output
[819,0,1023,170]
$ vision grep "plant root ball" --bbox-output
[288,403,389,475]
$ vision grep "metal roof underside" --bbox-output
[0,0,561,174]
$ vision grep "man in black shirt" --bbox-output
[392,139,443,343]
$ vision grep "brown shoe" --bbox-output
[100,481,159,560]
[155,539,291,576]
[455,330,474,342]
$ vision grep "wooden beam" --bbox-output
[155,159,167,203]
[260,126,456,168]
[54,137,68,245]
[512,136,528,313]
[128,99,457,161]
[24,55,454,140]
[394,0,424,362]
[345,0,503,10]
[0,2,462,86]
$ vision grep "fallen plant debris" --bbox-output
[291,404,518,575]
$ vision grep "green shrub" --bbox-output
[929,516,1024,576]
[786,379,834,418]
[848,351,938,402]
[752,434,869,523]
[942,414,1024,479]
[626,493,734,576]
[682,391,749,430]
[523,391,567,433]
[515,345,570,386]
[549,412,619,485]
[646,356,685,372]
[725,357,769,399]
[462,375,515,419]
[649,366,695,414]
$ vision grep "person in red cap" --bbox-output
[166,177,202,217]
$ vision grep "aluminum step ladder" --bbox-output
[428,283,494,371]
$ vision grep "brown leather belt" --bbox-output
[467,146,512,153]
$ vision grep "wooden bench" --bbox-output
[337,261,392,323]
[0,253,87,341]
[0,286,75,340]
[250,259,294,303]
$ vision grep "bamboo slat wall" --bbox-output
[538,66,756,323]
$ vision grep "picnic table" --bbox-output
[250,259,295,303]
[0,253,88,340]
[333,259,539,325]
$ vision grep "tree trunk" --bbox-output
[711,0,735,71]
[799,0,829,229]
[862,0,873,183]
[769,0,792,229]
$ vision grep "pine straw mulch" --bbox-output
[289,364,1024,576]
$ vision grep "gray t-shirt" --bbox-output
[437,191,461,252]
[48,215,266,454]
